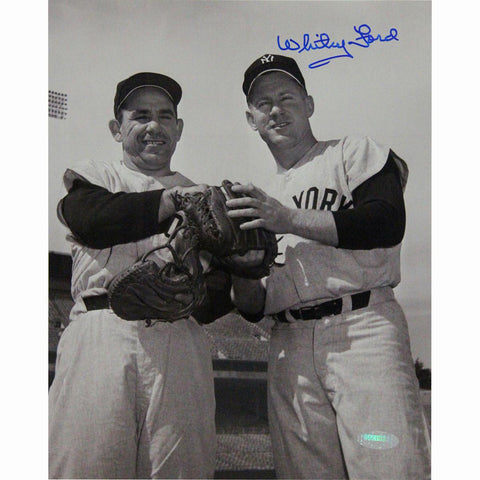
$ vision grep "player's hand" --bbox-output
[170,184,209,198]
[226,183,293,233]
[164,184,209,214]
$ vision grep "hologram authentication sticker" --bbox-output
[357,431,399,450]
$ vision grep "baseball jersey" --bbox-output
[264,136,409,315]
[59,158,199,321]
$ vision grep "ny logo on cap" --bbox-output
[260,54,274,64]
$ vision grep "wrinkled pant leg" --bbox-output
[49,314,216,480]
[49,312,138,479]
[268,322,348,479]
[135,319,216,479]
[317,300,431,480]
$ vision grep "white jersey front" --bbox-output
[264,136,408,315]
[52,159,217,479]
[58,158,197,321]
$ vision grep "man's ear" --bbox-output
[245,110,258,131]
[108,119,123,143]
[306,95,315,118]
[175,118,184,141]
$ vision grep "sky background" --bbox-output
[48,0,431,366]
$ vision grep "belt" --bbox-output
[274,291,371,322]
[84,294,110,311]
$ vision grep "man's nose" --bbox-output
[270,103,283,116]
[146,120,162,133]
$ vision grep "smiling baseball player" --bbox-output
[228,54,431,479]
[49,72,233,479]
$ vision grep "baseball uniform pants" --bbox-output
[49,310,216,479]
[268,287,431,479]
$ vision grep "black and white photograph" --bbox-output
[45,1,435,478]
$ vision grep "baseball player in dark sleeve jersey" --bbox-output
[228,54,430,479]
[49,72,232,479]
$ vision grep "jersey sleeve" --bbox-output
[342,136,408,191]
[191,269,234,324]
[57,179,169,249]
[333,152,406,249]
[63,159,119,192]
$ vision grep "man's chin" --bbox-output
[143,150,172,163]
[266,133,294,148]
[125,154,172,173]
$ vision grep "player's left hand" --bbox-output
[226,183,293,233]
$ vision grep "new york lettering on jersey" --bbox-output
[292,186,353,211]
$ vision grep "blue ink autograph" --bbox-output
[277,24,399,68]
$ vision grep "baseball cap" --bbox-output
[242,54,306,97]
[114,72,182,115]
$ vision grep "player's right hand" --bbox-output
[170,184,209,197]
[164,184,209,213]
[159,184,209,220]
[226,183,294,234]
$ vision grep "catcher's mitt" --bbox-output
[173,180,278,279]
[107,215,206,326]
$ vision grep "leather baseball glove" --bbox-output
[173,180,278,279]
[107,215,206,326]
